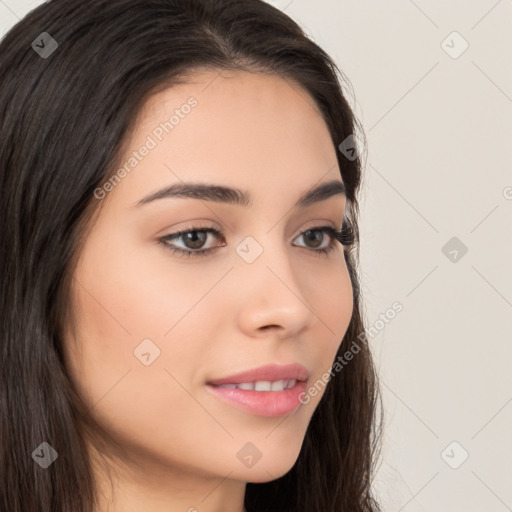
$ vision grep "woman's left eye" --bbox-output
[158,224,354,258]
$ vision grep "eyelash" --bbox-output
[158,224,355,258]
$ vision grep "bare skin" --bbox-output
[63,69,354,512]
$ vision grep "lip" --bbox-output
[205,363,309,417]
[206,363,309,386]
[205,380,308,417]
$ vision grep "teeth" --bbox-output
[255,381,272,391]
[270,380,284,391]
[216,379,297,391]
[238,382,255,390]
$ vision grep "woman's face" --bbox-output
[64,69,353,493]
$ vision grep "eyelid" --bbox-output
[160,220,340,244]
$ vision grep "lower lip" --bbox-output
[205,380,308,417]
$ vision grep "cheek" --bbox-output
[63,237,226,408]
[309,256,353,339]
[301,258,354,400]
[63,255,218,461]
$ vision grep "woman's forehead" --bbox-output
[111,70,337,201]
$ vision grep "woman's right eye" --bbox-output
[158,225,224,258]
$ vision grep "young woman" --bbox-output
[0,1,383,511]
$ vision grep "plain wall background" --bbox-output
[1,1,511,510]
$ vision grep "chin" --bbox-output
[236,449,301,484]
[243,464,295,484]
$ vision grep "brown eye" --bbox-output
[158,225,223,257]
[179,230,208,250]
[301,229,326,248]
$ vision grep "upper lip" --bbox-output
[207,363,309,386]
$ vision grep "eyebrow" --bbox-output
[133,179,346,209]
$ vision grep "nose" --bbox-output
[234,237,320,339]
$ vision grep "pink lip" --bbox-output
[206,363,309,386]
[205,363,310,417]
[205,380,308,417]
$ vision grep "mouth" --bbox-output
[205,363,309,417]
[212,379,300,391]
[206,362,309,387]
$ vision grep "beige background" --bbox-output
[2,1,511,510]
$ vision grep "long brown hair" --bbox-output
[0,1,383,510]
